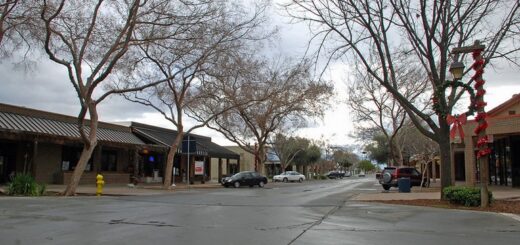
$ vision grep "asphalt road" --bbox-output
[0,177,519,245]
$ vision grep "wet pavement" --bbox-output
[1,177,519,245]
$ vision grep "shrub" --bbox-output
[443,186,493,207]
[7,173,46,196]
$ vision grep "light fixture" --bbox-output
[449,61,465,80]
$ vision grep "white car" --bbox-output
[273,171,306,183]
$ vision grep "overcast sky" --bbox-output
[0,3,519,148]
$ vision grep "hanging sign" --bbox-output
[195,161,204,175]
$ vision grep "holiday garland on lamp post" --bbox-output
[471,49,491,159]
[432,81,476,141]
[450,40,490,208]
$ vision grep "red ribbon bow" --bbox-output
[447,114,467,139]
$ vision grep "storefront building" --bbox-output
[452,94,520,187]
[0,103,239,185]
[129,122,240,184]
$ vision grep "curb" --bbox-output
[500,213,520,222]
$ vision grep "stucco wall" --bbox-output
[210,158,220,181]
[34,143,62,184]
[494,103,520,117]
[226,146,255,172]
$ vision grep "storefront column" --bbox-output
[218,158,222,183]
[30,139,38,176]
[226,158,230,175]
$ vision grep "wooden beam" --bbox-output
[451,40,485,54]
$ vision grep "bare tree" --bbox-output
[206,59,333,172]
[286,0,520,195]
[40,0,174,195]
[398,122,440,187]
[119,0,271,188]
[347,53,430,166]
[271,133,308,172]
[0,0,41,59]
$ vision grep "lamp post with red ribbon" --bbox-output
[451,40,490,207]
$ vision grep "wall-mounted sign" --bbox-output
[195,161,204,175]
[62,161,70,171]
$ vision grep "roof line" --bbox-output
[133,128,170,147]
[130,121,211,140]
[0,102,132,133]
[488,93,520,117]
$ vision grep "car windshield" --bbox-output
[231,173,244,179]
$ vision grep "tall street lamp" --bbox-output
[450,40,490,208]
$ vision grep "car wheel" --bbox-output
[382,172,392,184]
[234,181,240,188]
[258,181,265,188]
[382,184,390,190]
[283,178,288,183]
[298,178,303,183]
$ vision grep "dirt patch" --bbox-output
[366,199,520,214]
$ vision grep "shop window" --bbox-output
[62,146,92,171]
[101,150,118,172]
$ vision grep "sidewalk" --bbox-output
[39,182,223,196]
[353,182,520,201]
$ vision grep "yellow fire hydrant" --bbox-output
[96,174,104,196]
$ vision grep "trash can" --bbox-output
[398,177,411,193]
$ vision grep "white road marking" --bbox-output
[500,213,520,222]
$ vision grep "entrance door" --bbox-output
[454,152,466,181]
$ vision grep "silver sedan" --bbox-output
[273,171,306,183]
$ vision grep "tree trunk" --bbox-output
[163,130,183,188]
[438,124,452,200]
[64,105,99,196]
[389,140,404,166]
[64,143,96,196]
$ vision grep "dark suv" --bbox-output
[378,167,425,190]
[326,171,344,179]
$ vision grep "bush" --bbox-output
[7,173,46,196]
[443,186,493,207]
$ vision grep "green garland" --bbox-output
[432,81,476,118]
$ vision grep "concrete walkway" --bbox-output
[1,182,223,196]
[353,184,520,201]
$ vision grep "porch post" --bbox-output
[226,158,230,175]
[218,158,222,183]
[31,139,38,176]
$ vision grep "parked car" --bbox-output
[378,167,425,190]
[326,171,344,179]
[358,172,366,177]
[221,171,268,188]
[273,171,306,183]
